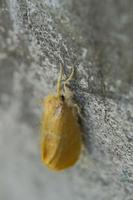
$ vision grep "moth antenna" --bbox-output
[57,63,63,96]
[64,66,75,93]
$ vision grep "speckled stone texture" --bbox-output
[0,0,133,200]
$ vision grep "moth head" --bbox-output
[44,94,65,113]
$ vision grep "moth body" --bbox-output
[41,65,81,171]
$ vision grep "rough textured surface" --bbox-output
[0,0,133,200]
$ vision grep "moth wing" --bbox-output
[41,103,81,170]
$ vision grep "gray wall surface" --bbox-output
[0,0,133,200]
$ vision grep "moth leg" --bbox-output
[57,63,63,96]
[73,103,80,115]
[73,103,84,120]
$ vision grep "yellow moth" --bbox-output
[41,64,81,171]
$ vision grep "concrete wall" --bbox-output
[0,0,133,199]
